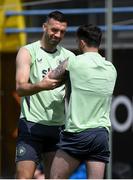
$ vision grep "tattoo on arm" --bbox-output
[49,59,68,80]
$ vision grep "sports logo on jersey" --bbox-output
[36,58,42,62]
[58,57,69,65]
[16,145,26,157]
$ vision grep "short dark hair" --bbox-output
[46,11,68,23]
[76,24,102,47]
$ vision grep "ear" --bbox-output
[42,23,47,31]
[80,39,86,49]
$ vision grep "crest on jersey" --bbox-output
[16,145,26,157]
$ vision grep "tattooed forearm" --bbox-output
[49,59,68,80]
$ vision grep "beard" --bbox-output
[45,33,61,46]
[49,38,60,45]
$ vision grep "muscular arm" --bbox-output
[16,47,59,97]
[48,59,71,105]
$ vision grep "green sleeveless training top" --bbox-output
[20,40,75,125]
[66,52,117,132]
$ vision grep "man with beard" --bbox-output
[15,11,76,179]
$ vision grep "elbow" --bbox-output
[16,85,24,97]
[16,88,23,97]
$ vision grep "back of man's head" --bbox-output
[77,24,102,48]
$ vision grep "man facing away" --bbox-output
[48,24,117,179]
[15,10,76,179]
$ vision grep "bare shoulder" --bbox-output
[16,47,31,65]
[17,47,30,57]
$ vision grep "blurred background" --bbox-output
[0,0,133,178]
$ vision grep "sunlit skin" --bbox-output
[41,18,67,52]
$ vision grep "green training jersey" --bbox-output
[66,52,117,132]
[20,40,75,126]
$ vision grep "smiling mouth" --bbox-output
[52,37,60,41]
[51,38,60,43]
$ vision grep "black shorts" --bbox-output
[58,127,110,163]
[15,118,64,164]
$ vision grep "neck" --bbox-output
[83,46,98,53]
[40,35,57,53]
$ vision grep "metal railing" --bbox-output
[4,7,133,34]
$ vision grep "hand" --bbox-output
[40,74,61,90]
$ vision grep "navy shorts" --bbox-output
[58,127,110,163]
[15,118,64,164]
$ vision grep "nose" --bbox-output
[55,31,61,38]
